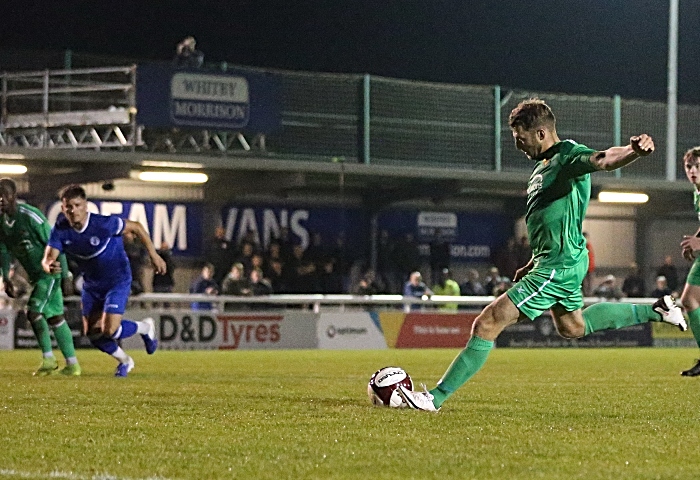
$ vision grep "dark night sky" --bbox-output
[2,1,699,103]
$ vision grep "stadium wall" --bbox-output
[7,305,696,351]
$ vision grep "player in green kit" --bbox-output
[398,98,686,411]
[678,147,700,376]
[0,178,80,376]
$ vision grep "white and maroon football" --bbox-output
[367,366,413,408]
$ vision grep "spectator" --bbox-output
[493,237,519,281]
[221,263,250,296]
[123,231,147,295]
[329,233,353,291]
[483,267,502,296]
[393,233,421,283]
[264,242,284,277]
[583,232,595,295]
[377,230,398,293]
[516,235,532,269]
[353,269,381,296]
[173,36,204,68]
[189,263,219,310]
[656,255,679,293]
[247,267,273,310]
[459,268,487,296]
[319,259,344,294]
[250,253,265,276]
[491,277,512,297]
[650,275,672,298]
[152,241,175,293]
[431,268,461,311]
[403,271,432,310]
[205,226,235,288]
[249,268,273,296]
[267,259,287,294]
[621,262,646,298]
[239,229,261,255]
[305,232,326,266]
[429,229,451,285]
[274,226,294,264]
[593,274,623,300]
[235,242,255,277]
[285,244,318,293]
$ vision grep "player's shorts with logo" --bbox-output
[506,258,588,320]
[28,274,64,319]
[81,278,131,317]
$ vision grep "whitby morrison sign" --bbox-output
[135,63,281,132]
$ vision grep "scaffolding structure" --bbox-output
[0,65,262,153]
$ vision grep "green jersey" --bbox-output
[525,140,597,269]
[687,190,700,287]
[0,203,64,283]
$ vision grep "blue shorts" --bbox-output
[81,280,131,317]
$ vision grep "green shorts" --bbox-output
[506,260,588,320]
[687,257,700,287]
[27,274,64,319]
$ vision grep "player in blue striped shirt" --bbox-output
[41,185,167,377]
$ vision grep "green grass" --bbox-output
[2,348,700,480]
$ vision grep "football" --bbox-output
[367,366,413,408]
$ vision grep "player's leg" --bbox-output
[400,266,567,411]
[46,315,80,376]
[82,289,132,376]
[102,284,158,354]
[100,312,136,377]
[26,310,57,376]
[680,258,700,376]
[398,292,524,411]
[579,297,685,335]
[433,293,521,404]
[547,258,685,335]
[31,275,80,375]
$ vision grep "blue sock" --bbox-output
[90,336,118,355]
[112,319,138,340]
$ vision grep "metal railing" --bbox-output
[0,66,138,149]
[3,60,700,181]
[50,292,657,314]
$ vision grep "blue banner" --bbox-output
[46,201,203,257]
[219,205,513,264]
[136,63,280,132]
[220,205,368,254]
[377,209,513,262]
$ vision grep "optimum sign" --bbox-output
[171,72,250,129]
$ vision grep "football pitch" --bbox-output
[2,348,700,480]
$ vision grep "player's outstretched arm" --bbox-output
[589,134,655,171]
[41,246,62,275]
[123,220,167,275]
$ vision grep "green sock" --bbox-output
[51,320,77,362]
[29,317,54,355]
[687,308,700,349]
[429,335,494,408]
[583,302,658,335]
